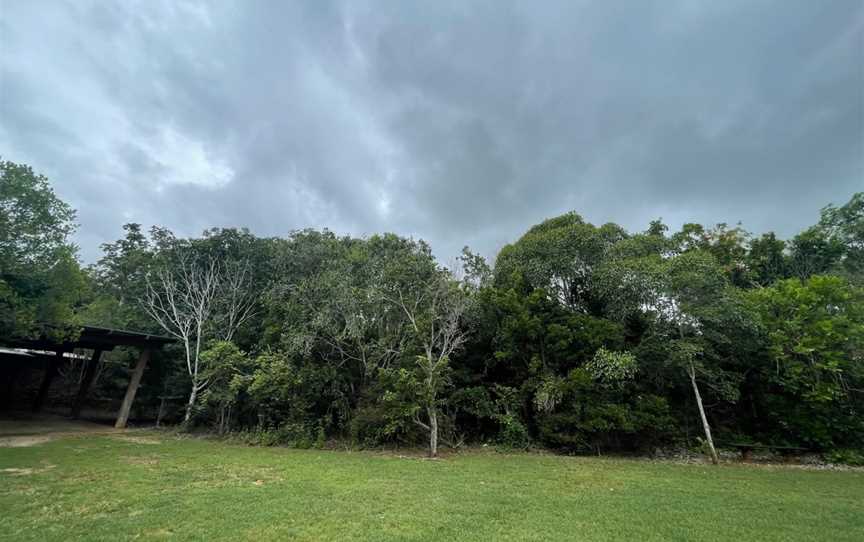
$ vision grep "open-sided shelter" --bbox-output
[1,325,175,428]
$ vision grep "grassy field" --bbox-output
[1,433,862,541]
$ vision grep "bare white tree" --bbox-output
[213,259,257,343]
[387,275,471,457]
[141,252,254,423]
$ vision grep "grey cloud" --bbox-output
[0,0,861,263]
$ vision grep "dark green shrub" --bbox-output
[825,449,864,466]
[495,414,531,450]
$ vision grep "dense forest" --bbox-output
[2,159,862,461]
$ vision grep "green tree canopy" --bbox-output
[0,160,84,339]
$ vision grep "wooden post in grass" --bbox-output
[115,348,150,429]
[71,348,103,419]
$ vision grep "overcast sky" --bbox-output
[1,1,862,263]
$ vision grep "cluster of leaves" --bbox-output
[585,348,638,387]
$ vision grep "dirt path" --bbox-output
[0,413,128,447]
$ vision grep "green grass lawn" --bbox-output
[1,433,862,541]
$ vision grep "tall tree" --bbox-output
[83,223,156,330]
[0,160,76,270]
[141,248,255,422]
[391,275,471,457]
[0,160,83,339]
[748,275,864,448]
[789,227,844,280]
[818,192,864,279]
[746,232,789,287]
[494,212,626,314]
[598,250,751,464]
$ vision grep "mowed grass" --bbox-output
[1,433,862,541]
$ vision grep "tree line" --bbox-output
[2,159,862,460]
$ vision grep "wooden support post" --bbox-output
[115,349,150,429]
[71,348,103,419]
[32,350,64,413]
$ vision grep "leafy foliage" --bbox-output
[6,160,863,457]
[747,275,864,448]
[0,160,83,339]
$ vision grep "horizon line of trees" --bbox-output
[2,159,862,460]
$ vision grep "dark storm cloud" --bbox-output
[1,0,861,262]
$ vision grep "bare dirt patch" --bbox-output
[1,467,36,476]
[1,464,56,476]
[112,435,162,445]
[122,455,161,466]
[0,415,115,437]
[0,435,53,448]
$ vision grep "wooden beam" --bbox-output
[114,348,150,429]
[32,350,64,413]
[70,348,103,419]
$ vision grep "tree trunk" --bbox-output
[155,377,170,428]
[219,404,227,435]
[156,396,167,428]
[184,385,198,424]
[428,406,438,458]
[689,363,719,465]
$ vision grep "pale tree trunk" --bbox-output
[428,406,438,458]
[180,336,198,425]
[142,254,246,429]
[388,278,469,459]
[184,385,198,424]
[688,362,719,465]
[222,404,232,435]
[218,404,232,435]
[155,377,169,428]
[423,347,440,459]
